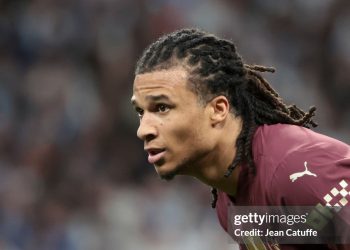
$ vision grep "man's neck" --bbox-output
[192,115,242,197]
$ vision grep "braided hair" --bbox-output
[135,28,317,208]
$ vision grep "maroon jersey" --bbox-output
[216,124,350,250]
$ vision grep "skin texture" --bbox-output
[131,67,242,196]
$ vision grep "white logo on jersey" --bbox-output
[289,161,317,182]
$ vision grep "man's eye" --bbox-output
[157,104,170,113]
[135,107,144,117]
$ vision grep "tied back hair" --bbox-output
[135,28,317,208]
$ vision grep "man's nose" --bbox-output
[137,113,157,142]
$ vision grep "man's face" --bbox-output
[131,68,214,180]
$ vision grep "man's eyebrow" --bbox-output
[145,94,171,102]
[130,94,171,106]
[130,97,137,106]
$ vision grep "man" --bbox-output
[131,28,350,249]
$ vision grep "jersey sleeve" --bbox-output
[269,155,350,247]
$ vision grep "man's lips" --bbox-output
[145,148,166,164]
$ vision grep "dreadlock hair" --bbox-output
[135,28,317,208]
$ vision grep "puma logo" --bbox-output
[289,161,317,182]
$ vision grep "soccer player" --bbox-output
[131,28,350,249]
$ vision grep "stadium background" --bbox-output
[0,0,349,249]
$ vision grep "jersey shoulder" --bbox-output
[253,124,350,206]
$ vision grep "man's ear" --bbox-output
[207,96,230,125]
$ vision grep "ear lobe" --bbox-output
[209,96,230,124]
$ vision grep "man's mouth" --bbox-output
[146,148,166,164]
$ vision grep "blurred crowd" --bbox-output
[0,0,349,249]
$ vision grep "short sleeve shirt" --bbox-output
[216,124,350,250]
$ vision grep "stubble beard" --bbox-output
[159,171,178,181]
[157,156,192,181]
[158,154,195,181]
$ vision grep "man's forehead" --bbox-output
[133,68,188,88]
[131,68,193,105]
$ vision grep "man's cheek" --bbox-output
[173,125,196,143]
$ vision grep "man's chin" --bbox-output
[159,172,176,181]
[154,159,189,181]
[155,165,180,181]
